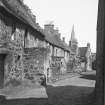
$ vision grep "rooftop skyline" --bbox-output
[24,0,98,53]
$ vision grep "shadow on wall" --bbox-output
[0,85,95,105]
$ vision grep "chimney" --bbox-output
[87,43,90,48]
[63,37,65,42]
[44,24,54,32]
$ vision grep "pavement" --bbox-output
[47,72,80,84]
[0,72,80,100]
[0,71,96,105]
[0,86,48,99]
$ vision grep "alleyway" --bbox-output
[0,71,96,105]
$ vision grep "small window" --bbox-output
[11,23,16,41]
[11,34,15,40]
[12,23,16,34]
[56,49,57,56]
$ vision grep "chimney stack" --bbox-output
[63,37,65,42]
[44,24,54,32]
[87,43,90,48]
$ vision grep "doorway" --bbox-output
[0,54,6,89]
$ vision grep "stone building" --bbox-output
[68,25,92,72]
[43,24,70,81]
[68,25,78,72]
[78,43,92,72]
[69,25,78,56]
[0,0,46,88]
[0,0,71,87]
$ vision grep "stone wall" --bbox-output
[49,56,66,81]
[25,29,45,48]
[4,53,23,86]
[23,48,49,82]
[0,12,25,87]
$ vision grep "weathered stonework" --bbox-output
[49,56,66,81]
[0,11,25,87]
[23,48,49,84]
[25,29,45,48]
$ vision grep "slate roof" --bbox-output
[0,0,70,51]
[0,0,44,37]
[78,47,88,57]
[43,30,70,52]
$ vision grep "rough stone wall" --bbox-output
[23,48,49,82]
[5,23,25,86]
[67,55,75,72]
[49,56,66,81]
[4,53,23,85]
[53,47,65,57]
[25,30,45,48]
[0,12,25,87]
[56,47,65,57]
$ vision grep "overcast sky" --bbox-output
[24,0,98,53]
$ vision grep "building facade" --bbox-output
[78,43,92,72]
[69,25,78,56]
[0,0,46,88]
[68,26,92,72]
[68,25,78,72]
[43,24,70,82]
[0,0,71,88]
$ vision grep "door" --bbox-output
[0,54,6,89]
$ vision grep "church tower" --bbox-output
[69,25,78,55]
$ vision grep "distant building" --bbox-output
[68,25,78,72]
[68,25,92,72]
[69,25,78,56]
[78,43,92,71]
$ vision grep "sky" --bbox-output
[24,0,99,53]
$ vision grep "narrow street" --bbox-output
[0,71,96,105]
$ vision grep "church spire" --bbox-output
[70,25,76,41]
[69,25,78,47]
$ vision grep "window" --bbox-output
[56,49,57,56]
[11,34,15,40]
[11,23,16,41]
[12,23,16,34]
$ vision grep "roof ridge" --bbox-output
[1,0,44,36]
